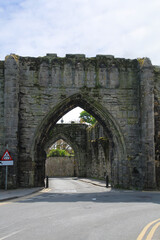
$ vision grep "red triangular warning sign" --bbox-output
[1,150,13,161]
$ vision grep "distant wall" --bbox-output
[45,156,75,177]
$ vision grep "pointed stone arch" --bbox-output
[31,93,128,187]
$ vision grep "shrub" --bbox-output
[47,148,71,158]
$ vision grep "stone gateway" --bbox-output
[0,53,160,189]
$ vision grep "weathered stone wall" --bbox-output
[17,54,140,188]
[45,157,75,177]
[0,61,4,152]
[86,123,110,181]
[4,56,20,188]
[138,59,155,188]
[154,66,160,188]
[0,53,157,189]
[0,61,4,185]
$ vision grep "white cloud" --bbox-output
[58,107,83,123]
[1,0,160,121]
[0,0,160,65]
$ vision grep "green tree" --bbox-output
[47,139,74,157]
[47,148,70,158]
[79,110,96,125]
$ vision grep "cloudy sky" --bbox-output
[0,0,160,122]
[0,0,160,64]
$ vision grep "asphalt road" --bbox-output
[0,178,160,240]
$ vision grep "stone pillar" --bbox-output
[139,58,156,188]
[4,55,20,188]
[0,61,4,187]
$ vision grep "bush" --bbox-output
[47,148,70,158]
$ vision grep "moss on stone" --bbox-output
[137,58,145,67]
[5,54,19,64]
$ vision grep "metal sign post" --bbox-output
[5,166,8,190]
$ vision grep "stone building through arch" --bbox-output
[44,133,83,178]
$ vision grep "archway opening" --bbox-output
[32,93,127,188]
[45,139,76,178]
[44,107,111,183]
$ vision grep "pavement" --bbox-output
[1,178,160,240]
[78,177,108,188]
[0,178,108,202]
[0,187,43,202]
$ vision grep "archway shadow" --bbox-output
[16,191,160,205]
[16,179,160,205]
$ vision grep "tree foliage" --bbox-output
[47,139,74,157]
[47,148,71,157]
[79,111,96,125]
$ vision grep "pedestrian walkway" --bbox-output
[79,178,110,188]
[0,187,42,202]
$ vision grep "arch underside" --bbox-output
[32,93,129,188]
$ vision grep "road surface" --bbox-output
[0,178,160,240]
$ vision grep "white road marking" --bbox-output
[0,229,24,240]
[53,190,77,193]
[92,198,97,201]
[63,190,77,193]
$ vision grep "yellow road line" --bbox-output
[146,222,160,240]
[137,218,160,240]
